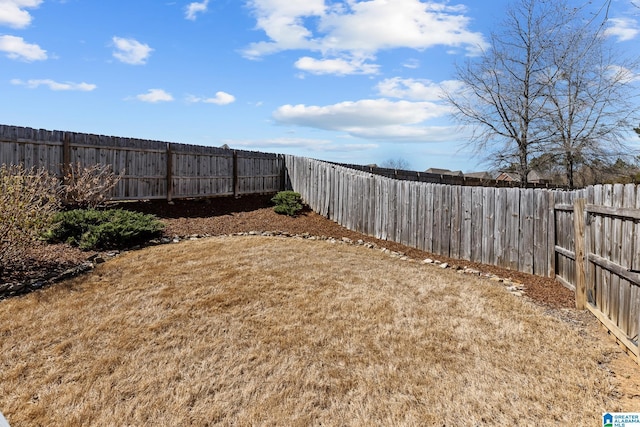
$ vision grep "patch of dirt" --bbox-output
[0,242,89,285]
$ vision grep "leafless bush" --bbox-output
[0,164,60,270]
[61,162,125,208]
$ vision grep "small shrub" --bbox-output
[61,162,125,209]
[46,208,164,250]
[0,164,60,271]
[271,191,303,216]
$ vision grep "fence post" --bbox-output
[547,191,556,278]
[233,150,239,198]
[166,143,173,202]
[279,154,286,191]
[61,133,71,188]
[574,198,587,310]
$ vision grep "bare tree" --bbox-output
[444,0,638,187]
[539,1,639,188]
[380,158,411,170]
[445,0,571,186]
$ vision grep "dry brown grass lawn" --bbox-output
[0,236,622,426]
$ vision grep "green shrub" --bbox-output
[271,191,303,216]
[46,208,164,250]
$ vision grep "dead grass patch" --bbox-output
[0,236,622,425]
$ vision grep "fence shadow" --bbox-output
[109,194,279,219]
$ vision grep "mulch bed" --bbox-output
[1,194,575,308]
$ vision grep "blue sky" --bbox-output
[1,0,639,172]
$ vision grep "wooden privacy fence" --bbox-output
[555,184,640,361]
[0,125,284,200]
[284,156,563,278]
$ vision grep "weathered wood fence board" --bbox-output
[0,125,284,200]
[586,185,640,356]
[284,156,558,277]
[554,184,640,360]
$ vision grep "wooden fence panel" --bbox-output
[440,185,452,258]
[505,188,521,270]
[577,184,640,357]
[0,126,63,174]
[593,186,605,312]
[1,125,285,201]
[553,191,576,290]
[322,163,333,218]
[609,185,623,326]
[585,186,597,306]
[450,185,462,260]
[68,131,168,200]
[493,188,508,267]
[519,188,535,274]
[533,189,549,277]
[603,185,614,319]
[397,180,410,246]
[633,185,640,343]
[423,183,435,253]
[470,187,483,263]
[431,185,444,255]
[415,183,427,252]
[460,186,473,261]
[620,184,636,338]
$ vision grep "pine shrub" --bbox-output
[271,191,303,216]
[46,209,165,250]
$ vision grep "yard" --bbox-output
[0,231,633,426]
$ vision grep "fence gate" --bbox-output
[575,184,640,361]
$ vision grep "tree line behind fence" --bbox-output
[0,125,284,201]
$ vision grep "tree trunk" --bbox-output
[565,152,575,189]
[519,147,529,188]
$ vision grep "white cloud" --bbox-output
[273,98,451,141]
[227,137,378,152]
[135,88,174,103]
[376,77,464,101]
[185,0,209,20]
[242,0,326,58]
[402,59,420,69]
[0,0,42,28]
[187,91,236,105]
[0,34,46,61]
[294,56,379,75]
[347,124,459,141]
[243,0,487,75]
[605,17,639,42]
[112,36,153,65]
[317,0,484,54]
[11,78,96,91]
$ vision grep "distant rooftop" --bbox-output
[425,168,463,176]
